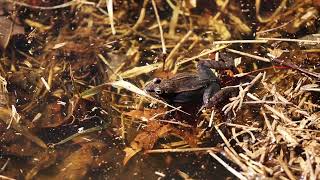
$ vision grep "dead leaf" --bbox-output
[53,142,105,180]
[0,16,24,49]
[124,108,166,120]
[0,107,47,148]
[26,151,57,180]
[123,121,172,165]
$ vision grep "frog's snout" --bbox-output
[144,81,156,93]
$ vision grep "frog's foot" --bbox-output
[197,52,239,74]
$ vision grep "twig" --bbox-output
[208,150,247,180]
[257,37,320,44]
[177,45,228,66]
[278,156,296,180]
[146,147,221,153]
[271,58,320,79]
[213,39,268,45]
[0,175,16,180]
[132,0,148,30]
[151,0,166,54]
[226,48,270,62]
[157,120,192,128]
[0,158,10,172]
[165,30,193,69]
[106,0,116,35]
[5,0,94,9]
[49,124,108,148]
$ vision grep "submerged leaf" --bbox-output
[0,107,47,148]
[0,16,24,49]
[53,142,105,180]
[123,121,172,165]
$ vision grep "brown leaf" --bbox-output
[32,102,66,128]
[0,16,24,49]
[25,151,57,180]
[53,142,105,180]
[0,107,47,148]
[124,108,166,120]
[123,146,141,166]
[123,121,173,165]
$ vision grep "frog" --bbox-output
[145,52,238,111]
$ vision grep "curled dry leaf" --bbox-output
[53,142,105,179]
[123,121,172,165]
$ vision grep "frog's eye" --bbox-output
[154,87,163,94]
[153,78,161,84]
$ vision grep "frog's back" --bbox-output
[164,73,210,93]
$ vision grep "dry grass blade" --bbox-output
[177,45,228,66]
[108,80,190,115]
[0,175,16,180]
[223,72,263,114]
[146,147,221,153]
[107,0,116,35]
[208,150,246,180]
[212,39,268,45]
[118,62,163,79]
[165,30,193,70]
[151,0,166,54]
[226,48,270,62]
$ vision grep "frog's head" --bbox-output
[144,78,164,95]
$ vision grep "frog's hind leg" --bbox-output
[198,59,238,73]
[198,52,239,74]
[204,86,238,109]
[203,83,220,105]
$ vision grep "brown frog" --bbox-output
[145,53,238,111]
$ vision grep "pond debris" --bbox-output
[0,0,319,179]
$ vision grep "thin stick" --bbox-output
[146,147,221,153]
[5,0,94,9]
[0,175,16,180]
[256,20,293,35]
[214,125,238,155]
[177,45,228,66]
[157,120,192,128]
[165,30,193,69]
[226,48,270,62]
[132,0,148,30]
[107,0,116,35]
[278,157,296,180]
[271,58,320,79]
[213,39,268,45]
[208,110,215,127]
[257,37,320,44]
[208,150,247,180]
[151,0,166,54]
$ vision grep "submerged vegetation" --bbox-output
[0,0,319,179]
